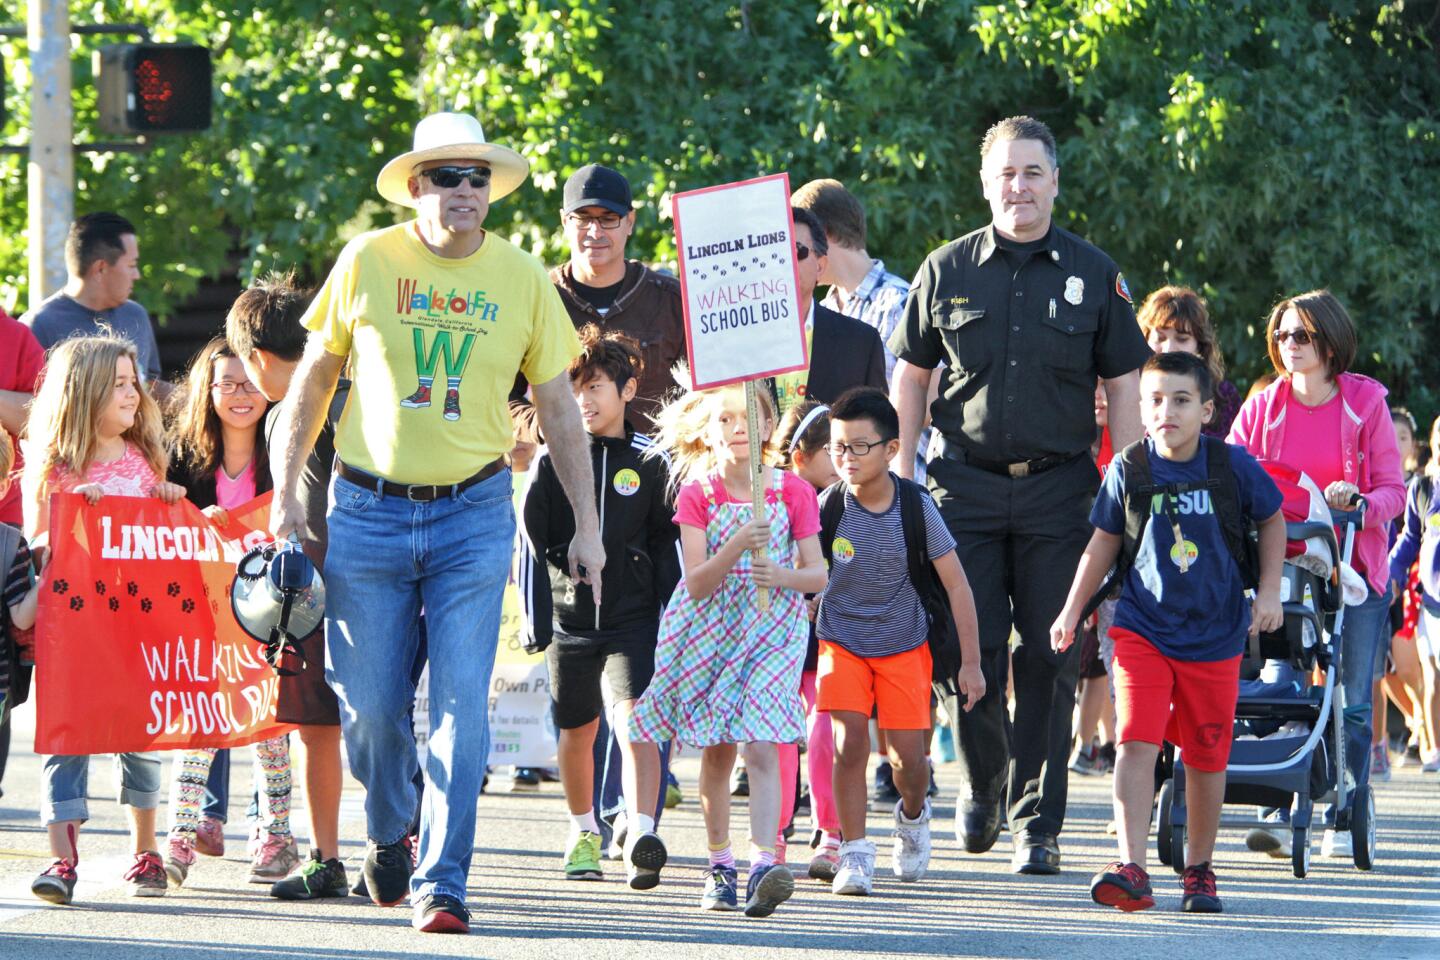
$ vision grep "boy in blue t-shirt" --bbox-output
[1051,351,1285,915]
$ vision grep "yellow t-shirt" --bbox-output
[772,322,815,420]
[304,222,580,485]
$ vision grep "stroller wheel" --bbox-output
[1292,827,1310,878]
[1156,780,1175,867]
[1351,784,1376,870]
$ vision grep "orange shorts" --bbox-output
[816,639,932,730]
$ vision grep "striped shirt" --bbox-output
[822,259,909,385]
[2,525,31,614]
[817,479,956,658]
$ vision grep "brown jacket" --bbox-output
[510,260,687,443]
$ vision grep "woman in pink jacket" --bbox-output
[1228,289,1405,860]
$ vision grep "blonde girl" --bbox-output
[629,383,827,918]
[21,333,183,904]
[161,338,299,889]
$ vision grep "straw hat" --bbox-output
[376,112,529,208]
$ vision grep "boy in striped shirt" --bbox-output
[816,388,984,895]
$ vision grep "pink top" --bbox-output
[674,470,822,540]
[214,460,257,510]
[1277,392,1345,494]
[51,442,159,497]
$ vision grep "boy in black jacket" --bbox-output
[519,326,681,890]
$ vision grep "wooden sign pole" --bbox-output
[744,379,770,612]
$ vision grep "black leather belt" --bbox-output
[336,457,505,501]
[962,450,1080,478]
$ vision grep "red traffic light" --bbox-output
[96,43,211,135]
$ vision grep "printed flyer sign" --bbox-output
[35,492,295,755]
[672,173,808,389]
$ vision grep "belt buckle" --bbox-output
[405,484,430,502]
[1007,461,1030,479]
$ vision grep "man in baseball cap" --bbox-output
[510,163,686,442]
[269,111,606,934]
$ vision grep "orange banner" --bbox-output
[35,492,296,754]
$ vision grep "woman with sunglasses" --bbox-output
[1228,290,1405,860]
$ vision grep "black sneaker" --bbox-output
[31,858,78,905]
[510,767,541,792]
[1181,862,1223,913]
[730,766,750,797]
[362,839,414,907]
[872,761,900,808]
[626,832,668,890]
[412,893,470,934]
[271,850,349,900]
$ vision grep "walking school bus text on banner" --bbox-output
[34,493,296,755]
[673,173,808,389]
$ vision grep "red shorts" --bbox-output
[1109,627,1241,773]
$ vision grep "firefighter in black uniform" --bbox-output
[890,116,1150,876]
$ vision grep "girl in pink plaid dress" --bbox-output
[630,383,826,918]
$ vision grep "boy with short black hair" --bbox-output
[519,324,680,890]
[1051,350,1286,914]
[816,387,984,896]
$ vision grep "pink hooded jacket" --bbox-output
[1228,373,1405,594]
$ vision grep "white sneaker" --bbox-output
[892,799,932,882]
[1321,828,1353,859]
[831,839,876,896]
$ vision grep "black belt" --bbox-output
[336,457,505,501]
[961,450,1080,478]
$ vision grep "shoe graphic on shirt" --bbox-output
[401,384,432,409]
[443,389,461,422]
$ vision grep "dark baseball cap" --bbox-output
[562,164,632,216]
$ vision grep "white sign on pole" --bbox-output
[673,173,808,390]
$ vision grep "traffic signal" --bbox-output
[95,43,211,135]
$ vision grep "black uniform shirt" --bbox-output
[889,224,1150,462]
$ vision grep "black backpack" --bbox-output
[1078,438,1259,623]
[0,522,32,729]
[817,477,966,700]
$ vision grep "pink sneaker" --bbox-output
[164,836,197,887]
[249,832,301,883]
[195,817,225,858]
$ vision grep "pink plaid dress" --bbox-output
[629,470,808,747]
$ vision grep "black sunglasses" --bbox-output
[1272,328,1314,346]
[795,243,810,262]
[420,165,493,190]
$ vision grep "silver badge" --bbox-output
[1064,276,1084,305]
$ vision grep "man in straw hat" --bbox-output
[270,111,604,934]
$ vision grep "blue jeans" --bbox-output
[325,469,514,904]
[204,749,230,822]
[42,752,162,824]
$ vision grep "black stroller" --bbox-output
[1157,501,1375,878]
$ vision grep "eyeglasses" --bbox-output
[566,212,625,230]
[419,165,492,190]
[212,380,262,395]
[827,439,883,458]
[1272,328,1314,346]
[795,243,811,262]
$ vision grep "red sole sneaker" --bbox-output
[1092,880,1156,912]
[415,910,470,934]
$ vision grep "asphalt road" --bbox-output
[0,699,1437,960]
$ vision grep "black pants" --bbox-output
[928,452,1096,839]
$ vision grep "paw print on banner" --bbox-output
[140,598,153,613]
[108,597,120,612]
[68,596,83,612]
[126,581,139,597]
[94,580,106,595]
[51,579,69,595]
[166,582,181,597]
[181,599,195,614]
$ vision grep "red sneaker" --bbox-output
[401,384,432,409]
[195,817,225,858]
[1090,860,1155,912]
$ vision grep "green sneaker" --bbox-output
[270,850,350,901]
[665,782,683,809]
[565,831,604,881]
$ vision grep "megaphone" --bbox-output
[231,540,325,674]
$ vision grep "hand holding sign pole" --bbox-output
[673,173,809,615]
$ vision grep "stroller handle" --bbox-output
[1329,494,1367,529]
